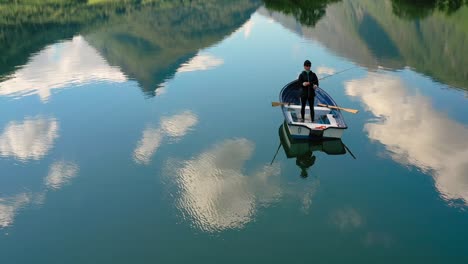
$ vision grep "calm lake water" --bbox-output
[1,0,467,263]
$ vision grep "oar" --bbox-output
[317,103,358,114]
[270,142,282,165]
[271,101,293,107]
[343,142,356,159]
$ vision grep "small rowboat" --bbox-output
[279,80,348,139]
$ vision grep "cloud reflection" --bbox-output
[346,73,468,205]
[177,53,224,73]
[0,35,126,102]
[0,116,59,161]
[0,160,79,228]
[331,207,363,230]
[45,161,79,190]
[165,138,281,232]
[242,20,254,38]
[133,111,198,164]
[0,193,31,228]
[316,66,336,77]
[364,232,393,248]
[231,19,255,39]
[133,127,164,165]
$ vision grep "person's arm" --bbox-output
[298,72,309,87]
[312,73,319,89]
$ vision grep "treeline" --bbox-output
[262,0,341,26]
[0,0,197,26]
[262,0,467,22]
[3,0,466,27]
[391,0,468,18]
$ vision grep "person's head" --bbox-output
[296,152,316,178]
[303,60,311,71]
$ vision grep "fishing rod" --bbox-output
[318,66,358,81]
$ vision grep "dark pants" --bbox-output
[301,94,315,121]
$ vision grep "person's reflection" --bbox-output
[296,150,316,178]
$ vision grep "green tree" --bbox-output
[262,0,341,26]
[391,0,468,18]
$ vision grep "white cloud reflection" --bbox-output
[45,161,79,190]
[160,112,198,138]
[177,53,224,73]
[0,116,59,161]
[0,193,31,228]
[242,20,254,38]
[231,19,255,39]
[316,66,336,77]
[133,111,198,164]
[0,35,127,102]
[364,232,393,248]
[165,138,281,232]
[331,207,363,230]
[0,160,79,228]
[154,82,168,96]
[133,127,164,165]
[346,73,468,205]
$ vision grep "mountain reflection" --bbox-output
[261,0,468,89]
[0,0,261,96]
[345,73,468,205]
[77,0,260,96]
[0,116,59,161]
[0,36,126,102]
[165,138,281,232]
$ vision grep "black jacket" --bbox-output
[298,70,319,97]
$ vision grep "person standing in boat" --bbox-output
[298,60,319,122]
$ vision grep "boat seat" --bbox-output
[326,114,338,126]
[316,115,331,125]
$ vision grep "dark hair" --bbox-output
[304,60,311,66]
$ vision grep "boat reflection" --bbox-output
[278,122,350,178]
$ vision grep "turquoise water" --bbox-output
[1,1,468,263]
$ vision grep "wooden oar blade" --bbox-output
[272,101,285,107]
[347,108,359,114]
[317,103,359,114]
[339,107,359,114]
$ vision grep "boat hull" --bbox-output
[279,123,346,156]
[286,123,344,139]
